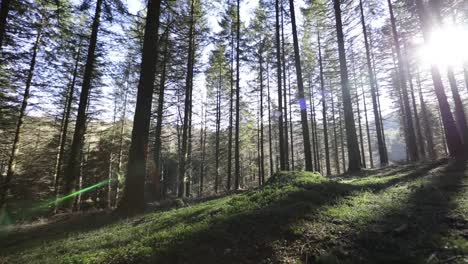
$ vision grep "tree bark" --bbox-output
[117,0,162,214]
[0,22,43,208]
[275,0,286,171]
[288,0,313,171]
[179,0,196,197]
[414,0,464,158]
[359,0,387,166]
[63,0,103,199]
[332,0,361,172]
[234,0,241,189]
[317,33,330,175]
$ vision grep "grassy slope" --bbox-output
[1,160,467,263]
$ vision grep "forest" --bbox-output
[0,0,467,263]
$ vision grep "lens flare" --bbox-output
[418,25,468,68]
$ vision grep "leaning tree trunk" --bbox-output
[360,0,388,166]
[414,0,464,158]
[387,0,419,161]
[332,0,361,172]
[117,0,162,214]
[53,44,82,199]
[0,22,43,208]
[63,0,103,199]
[275,0,286,171]
[289,0,313,171]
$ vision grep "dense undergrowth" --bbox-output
[0,160,467,263]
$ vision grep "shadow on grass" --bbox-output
[0,160,453,264]
[324,161,467,263]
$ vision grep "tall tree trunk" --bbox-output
[413,0,464,158]
[234,0,241,189]
[275,0,286,171]
[288,0,313,171]
[404,51,425,158]
[331,92,340,174]
[153,34,169,201]
[63,0,103,199]
[0,0,10,52]
[0,22,43,208]
[338,102,346,171]
[178,0,196,197]
[280,4,290,170]
[227,31,234,190]
[259,49,265,184]
[416,70,436,159]
[199,103,207,196]
[359,0,387,166]
[350,48,366,168]
[387,0,419,161]
[117,0,162,214]
[332,0,361,172]
[214,65,221,194]
[287,68,294,170]
[463,62,468,93]
[53,44,82,198]
[360,78,373,168]
[447,66,468,147]
[267,60,274,177]
[308,78,317,171]
[317,34,330,175]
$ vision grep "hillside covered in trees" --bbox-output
[0,0,467,262]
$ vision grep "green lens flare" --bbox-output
[46,179,112,207]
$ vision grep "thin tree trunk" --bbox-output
[53,44,81,198]
[227,31,234,190]
[350,48,366,168]
[0,22,43,208]
[289,0,313,171]
[308,78,317,171]
[416,70,436,159]
[280,4,290,170]
[259,49,265,184]
[287,67,294,170]
[234,0,241,189]
[267,59,274,177]
[359,0,387,166]
[317,33,330,175]
[63,0,103,199]
[338,102,346,171]
[447,66,468,147]
[117,0,162,214]
[153,34,169,201]
[275,0,286,171]
[178,0,196,197]
[199,103,207,196]
[215,64,221,194]
[331,92,340,174]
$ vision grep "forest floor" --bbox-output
[0,159,467,263]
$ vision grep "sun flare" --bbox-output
[418,26,468,68]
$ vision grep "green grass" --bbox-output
[1,160,467,263]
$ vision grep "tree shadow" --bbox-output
[316,161,467,263]
[1,160,455,264]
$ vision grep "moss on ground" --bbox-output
[1,160,467,263]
